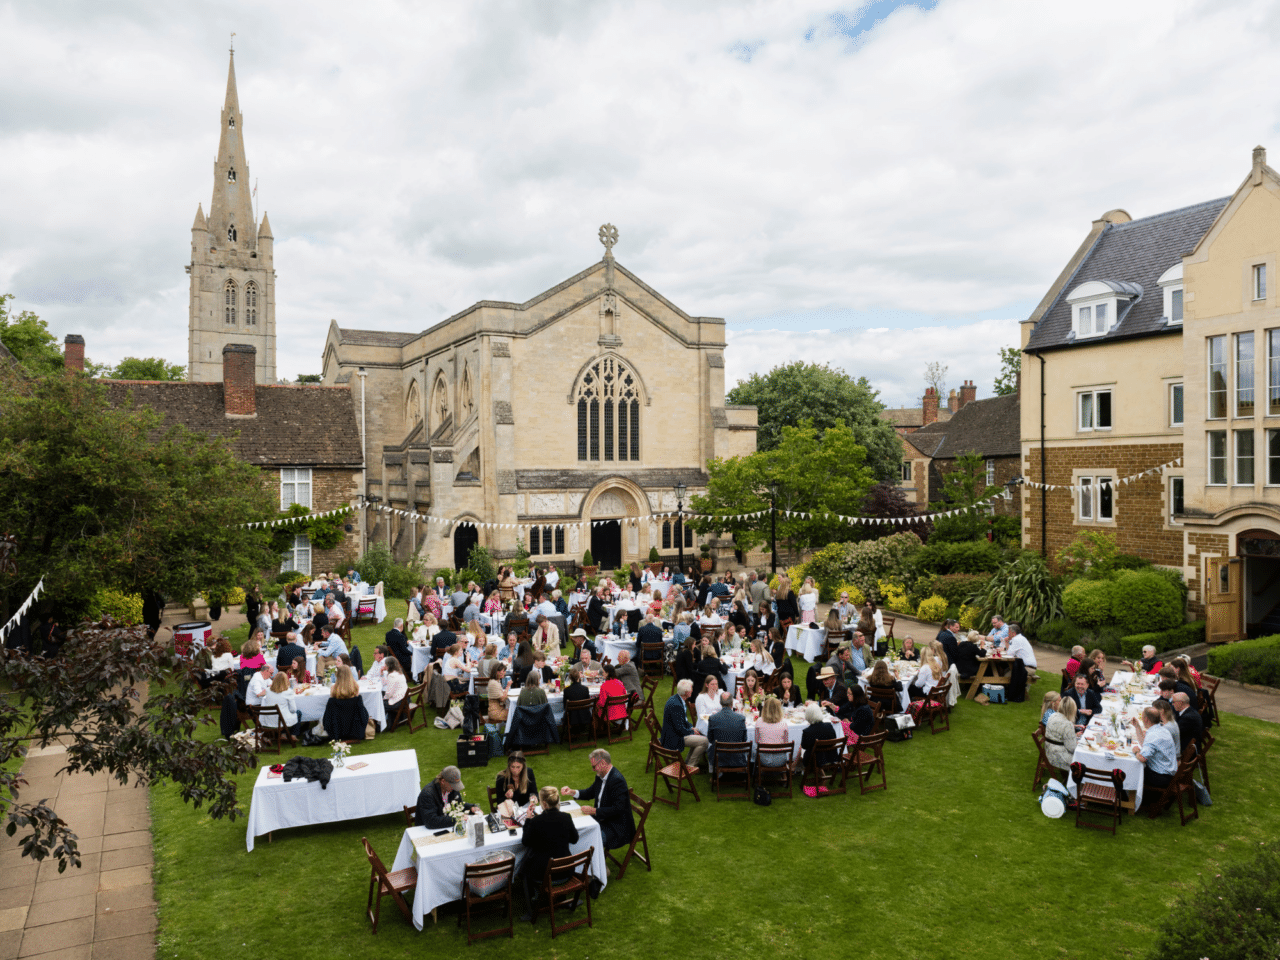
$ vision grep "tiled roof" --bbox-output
[904,393,1020,459]
[1026,197,1230,352]
[102,381,363,468]
[880,407,952,428]
[337,328,418,347]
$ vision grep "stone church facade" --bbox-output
[321,230,758,571]
[187,51,276,383]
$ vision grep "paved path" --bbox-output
[0,744,155,960]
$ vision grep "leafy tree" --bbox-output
[928,452,992,543]
[295,374,322,384]
[0,295,62,376]
[994,345,1021,396]
[110,357,186,381]
[725,361,902,481]
[689,421,876,552]
[0,620,255,869]
[856,482,931,542]
[268,503,352,555]
[0,373,280,620]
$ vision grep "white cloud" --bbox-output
[1,0,1278,383]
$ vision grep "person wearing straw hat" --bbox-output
[816,666,847,714]
[569,626,598,661]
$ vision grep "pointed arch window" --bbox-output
[228,168,237,182]
[244,281,257,325]
[228,116,235,128]
[224,279,237,324]
[574,355,641,462]
[228,224,237,243]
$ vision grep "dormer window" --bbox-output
[1158,263,1184,324]
[1066,280,1142,340]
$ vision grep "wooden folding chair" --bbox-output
[607,790,653,880]
[824,629,844,661]
[651,742,701,809]
[643,709,663,773]
[401,805,416,828]
[1155,755,1200,826]
[1071,764,1124,834]
[711,741,752,800]
[925,678,951,734]
[802,737,846,797]
[640,643,666,678]
[361,837,418,933]
[1031,727,1052,793]
[755,744,795,799]
[598,695,633,746]
[254,705,294,754]
[848,730,887,794]
[387,681,425,734]
[563,697,599,751]
[486,785,502,814]
[533,848,594,937]
[459,855,516,943]
[868,683,899,718]
[1197,733,1215,793]
[1200,674,1222,727]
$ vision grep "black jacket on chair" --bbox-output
[563,682,594,728]
[801,721,839,766]
[276,641,305,671]
[322,695,369,741]
[953,641,982,679]
[520,808,579,883]
[504,702,560,753]
[575,767,635,850]
[385,630,415,680]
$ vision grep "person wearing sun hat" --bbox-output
[570,626,598,661]
[816,666,847,714]
[414,765,479,829]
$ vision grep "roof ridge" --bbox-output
[1111,196,1232,230]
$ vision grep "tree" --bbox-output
[994,345,1021,396]
[856,482,931,542]
[0,619,255,869]
[725,361,902,481]
[110,357,186,381]
[928,452,993,543]
[924,360,948,398]
[295,374,322,384]
[0,296,62,376]
[0,372,280,621]
[689,421,875,552]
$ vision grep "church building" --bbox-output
[321,227,758,571]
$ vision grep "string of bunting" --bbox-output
[236,505,354,530]
[0,577,44,645]
[1018,457,1182,494]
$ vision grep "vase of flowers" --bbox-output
[444,798,469,837]
[330,741,350,768]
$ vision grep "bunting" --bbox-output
[0,578,44,645]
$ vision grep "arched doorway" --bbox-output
[453,523,478,571]
[1239,527,1280,637]
[586,487,638,573]
[591,521,622,572]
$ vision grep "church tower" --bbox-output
[187,48,276,382]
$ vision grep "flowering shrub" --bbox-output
[876,579,911,614]
[86,589,143,625]
[915,596,948,623]
[958,603,983,632]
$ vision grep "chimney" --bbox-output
[223,343,257,416]
[948,388,959,413]
[922,387,939,426]
[960,379,977,408]
[63,334,84,372]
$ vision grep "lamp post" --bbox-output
[769,481,778,575]
[356,367,368,554]
[675,482,687,576]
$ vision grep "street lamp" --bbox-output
[768,481,778,575]
[674,482,687,577]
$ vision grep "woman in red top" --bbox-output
[595,664,629,723]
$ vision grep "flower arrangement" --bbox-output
[330,741,351,767]
[444,797,470,834]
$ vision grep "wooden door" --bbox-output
[1206,557,1243,644]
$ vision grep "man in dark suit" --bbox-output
[1171,692,1205,757]
[562,748,635,897]
[661,680,709,770]
[705,692,748,771]
[384,618,416,680]
[275,632,305,671]
[935,620,960,666]
[816,667,847,716]
[587,587,609,635]
[1065,673,1102,731]
[518,786,579,921]
[637,614,665,661]
[431,625,457,659]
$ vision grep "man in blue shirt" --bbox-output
[1135,706,1177,804]
[316,625,348,676]
[986,615,1009,649]
[705,692,748,771]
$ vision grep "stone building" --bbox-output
[904,392,1020,513]
[1020,146,1280,640]
[321,227,758,571]
[187,51,276,384]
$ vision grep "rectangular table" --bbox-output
[694,709,828,763]
[245,748,420,851]
[785,624,831,662]
[965,657,1014,700]
[294,678,386,728]
[390,803,608,929]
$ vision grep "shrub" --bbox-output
[1152,566,1189,610]
[804,543,851,594]
[833,583,865,606]
[1035,618,1081,649]
[1056,530,1120,578]
[86,589,144,625]
[974,554,1063,633]
[932,573,993,607]
[466,544,496,584]
[208,585,247,607]
[1079,625,1125,656]
[1109,569,1183,635]
[433,567,453,584]
[1062,579,1114,628]
[1207,634,1280,687]
[353,543,425,598]
[957,603,983,631]
[911,540,1003,576]
[915,595,948,623]
[769,564,812,595]
[1118,622,1204,660]
[1146,843,1280,960]
[876,578,911,613]
[648,546,660,563]
[583,550,595,566]
[843,532,922,599]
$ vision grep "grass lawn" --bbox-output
[150,613,1280,960]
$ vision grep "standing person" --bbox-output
[773,577,798,630]
[517,786,578,922]
[797,579,818,625]
[561,748,634,893]
[244,584,262,631]
[661,680,709,770]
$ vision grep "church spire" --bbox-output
[207,48,255,251]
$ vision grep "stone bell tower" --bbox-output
[187,46,276,383]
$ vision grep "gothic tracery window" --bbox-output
[575,355,640,462]
[224,279,237,324]
[244,281,257,325]
[228,224,237,242]
[228,167,237,182]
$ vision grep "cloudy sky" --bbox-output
[2,0,1278,405]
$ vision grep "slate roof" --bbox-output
[1025,197,1230,352]
[881,406,952,429]
[904,393,1020,460]
[102,381,363,468]
[336,328,418,347]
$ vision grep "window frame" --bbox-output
[1077,389,1112,432]
[1207,336,1228,420]
[1268,429,1280,485]
[1168,476,1184,525]
[1255,263,1268,302]
[1268,329,1280,417]
[281,534,311,575]
[280,467,312,510]
[1207,430,1228,485]
[900,460,912,483]
[1236,429,1256,485]
[1169,382,1184,427]
[1237,332,1256,417]
[1075,475,1115,524]
[985,459,995,486]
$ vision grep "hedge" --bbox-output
[1062,579,1113,628]
[1119,621,1206,660]
[1109,569,1183,634]
[1207,634,1280,688]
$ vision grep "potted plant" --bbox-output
[648,546,663,574]
[581,549,598,578]
[699,543,713,572]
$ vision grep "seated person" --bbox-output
[953,631,983,680]
[898,637,919,662]
[319,666,369,742]
[517,671,549,706]
[578,648,603,680]
[799,703,839,768]
[1064,645,1087,683]
[774,672,803,708]
[523,652,555,687]
[866,659,903,714]
[1040,690,1061,726]
[495,751,539,807]
[1122,644,1163,676]
[246,663,274,706]
[260,672,304,739]
[694,675,722,717]
[841,685,876,737]
[595,664,630,725]
[705,691,749,769]
[612,650,642,699]
[1132,706,1178,804]
[1065,673,1102,732]
[754,696,792,765]
[1043,697,1078,773]
[562,665,593,734]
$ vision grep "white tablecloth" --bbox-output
[348,592,387,624]
[1066,671,1159,812]
[390,802,607,929]
[602,638,637,662]
[694,710,818,763]
[503,684,601,733]
[245,748,420,851]
[785,624,830,661]
[234,652,318,678]
[410,643,433,681]
[858,668,912,713]
[294,679,386,728]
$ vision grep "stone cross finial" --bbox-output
[599,223,619,257]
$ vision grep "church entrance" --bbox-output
[591,521,622,572]
[454,524,478,571]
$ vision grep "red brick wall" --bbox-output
[222,344,257,416]
[1023,442,1183,566]
[308,468,362,574]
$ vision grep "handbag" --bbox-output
[443,704,465,729]
[752,785,772,807]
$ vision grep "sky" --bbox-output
[2,0,1279,406]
